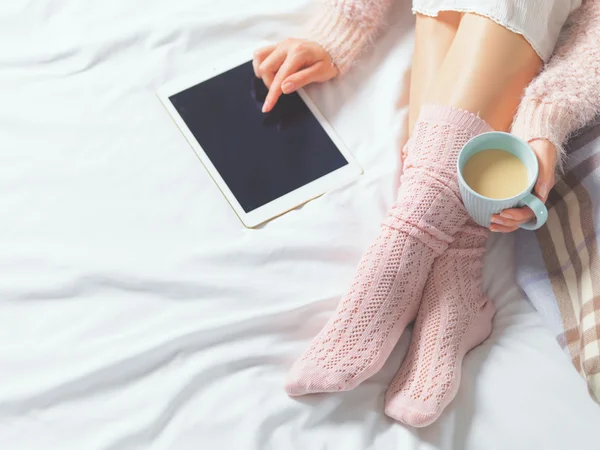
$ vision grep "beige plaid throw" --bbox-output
[516,123,600,403]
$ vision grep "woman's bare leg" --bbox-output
[408,12,461,134]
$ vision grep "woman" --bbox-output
[253,0,598,427]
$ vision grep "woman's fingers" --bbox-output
[263,57,337,112]
[282,61,337,93]
[489,223,519,233]
[258,46,287,89]
[262,56,305,113]
[496,206,535,225]
[253,45,276,77]
[490,215,531,229]
[492,202,536,231]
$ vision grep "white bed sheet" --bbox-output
[0,1,599,449]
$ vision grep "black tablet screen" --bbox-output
[169,61,348,213]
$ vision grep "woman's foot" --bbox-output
[384,225,495,427]
[285,224,429,395]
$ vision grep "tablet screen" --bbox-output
[169,61,348,213]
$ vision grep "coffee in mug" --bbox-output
[462,149,529,199]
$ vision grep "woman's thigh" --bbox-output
[424,13,542,131]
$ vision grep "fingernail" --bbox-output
[282,81,295,94]
[490,227,500,233]
[262,100,271,113]
[500,212,513,219]
[538,182,549,200]
[491,217,504,225]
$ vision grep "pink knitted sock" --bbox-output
[285,106,491,396]
[384,224,495,427]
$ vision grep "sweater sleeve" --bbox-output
[305,0,393,74]
[511,0,600,171]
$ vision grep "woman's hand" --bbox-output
[253,39,339,113]
[490,139,557,232]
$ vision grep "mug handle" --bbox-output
[519,193,548,231]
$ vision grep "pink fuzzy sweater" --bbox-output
[307,0,600,168]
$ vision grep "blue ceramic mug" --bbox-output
[457,132,548,231]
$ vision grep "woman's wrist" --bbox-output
[305,14,368,74]
[304,2,386,75]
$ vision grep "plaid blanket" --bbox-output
[516,120,600,403]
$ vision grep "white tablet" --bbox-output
[157,53,362,228]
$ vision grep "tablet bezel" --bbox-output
[156,51,362,228]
